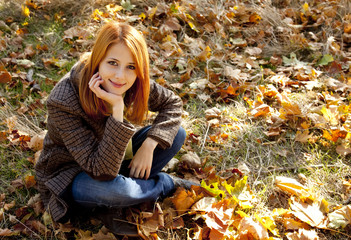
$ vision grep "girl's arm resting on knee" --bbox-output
[146,81,183,149]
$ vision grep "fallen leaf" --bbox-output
[91,230,117,240]
[237,217,269,240]
[24,175,36,188]
[328,205,351,228]
[171,188,196,214]
[0,65,11,83]
[275,176,311,199]
[289,197,327,228]
[336,144,351,156]
[286,228,319,240]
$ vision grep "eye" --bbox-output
[108,61,118,66]
[128,65,136,70]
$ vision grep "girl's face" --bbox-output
[98,42,137,96]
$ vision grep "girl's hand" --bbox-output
[89,72,124,121]
[128,138,158,179]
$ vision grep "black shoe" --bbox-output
[93,207,139,237]
[169,175,200,190]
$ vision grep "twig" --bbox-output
[322,227,351,239]
[3,212,42,239]
[253,164,341,176]
[200,124,210,154]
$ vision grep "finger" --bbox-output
[129,167,135,178]
[139,169,145,179]
[145,168,150,180]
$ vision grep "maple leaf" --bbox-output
[286,228,320,240]
[171,188,196,214]
[237,217,269,240]
[289,197,327,228]
[327,205,351,229]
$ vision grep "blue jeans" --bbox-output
[71,126,186,208]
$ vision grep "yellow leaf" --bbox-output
[187,22,199,32]
[22,5,30,17]
[303,2,309,13]
[255,214,280,237]
[148,6,157,19]
[275,176,312,200]
[139,12,146,20]
[321,106,339,126]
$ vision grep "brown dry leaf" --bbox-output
[204,199,235,234]
[0,131,8,142]
[171,188,196,214]
[64,26,91,39]
[28,131,46,151]
[164,17,181,31]
[237,217,269,240]
[0,228,16,236]
[336,144,351,156]
[295,130,313,143]
[75,229,93,240]
[290,197,327,228]
[24,44,36,58]
[24,175,36,188]
[0,65,11,83]
[0,193,5,201]
[4,200,16,210]
[26,220,49,235]
[283,217,311,230]
[286,228,319,240]
[91,229,117,240]
[33,150,42,165]
[139,203,164,238]
[205,107,221,120]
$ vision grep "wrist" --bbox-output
[143,137,158,150]
[112,106,123,122]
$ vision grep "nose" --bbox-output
[114,67,124,79]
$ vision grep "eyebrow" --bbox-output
[108,58,135,65]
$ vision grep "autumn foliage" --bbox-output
[0,0,351,239]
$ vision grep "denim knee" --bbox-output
[173,127,186,149]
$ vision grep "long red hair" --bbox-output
[79,22,150,124]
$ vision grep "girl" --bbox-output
[35,21,196,236]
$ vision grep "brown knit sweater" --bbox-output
[34,62,183,221]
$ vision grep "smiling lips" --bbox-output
[109,79,126,88]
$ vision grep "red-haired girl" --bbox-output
[35,21,196,236]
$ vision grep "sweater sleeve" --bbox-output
[147,81,183,149]
[47,98,136,181]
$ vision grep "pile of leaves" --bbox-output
[0,0,351,239]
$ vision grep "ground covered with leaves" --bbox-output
[0,0,351,239]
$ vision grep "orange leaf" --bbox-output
[251,104,271,118]
[226,85,236,95]
[171,188,196,214]
[0,65,11,83]
[345,23,351,34]
[249,13,261,23]
[24,175,36,188]
[238,217,269,240]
